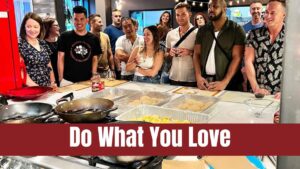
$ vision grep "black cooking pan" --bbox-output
[54,93,117,123]
[0,102,53,124]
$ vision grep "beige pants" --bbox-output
[60,79,74,87]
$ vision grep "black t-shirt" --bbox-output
[58,30,102,82]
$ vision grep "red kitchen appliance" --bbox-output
[0,0,23,93]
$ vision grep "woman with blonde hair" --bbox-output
[126,26,164,83]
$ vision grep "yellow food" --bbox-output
[176,99,212,112]
[129,96,161,106]
[132,115,190,124]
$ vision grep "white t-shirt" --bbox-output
[135,52,154,77]
[205,31,219,75]
[166,24,198,82]
[115,34,144,75]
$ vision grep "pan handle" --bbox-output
[56,92,74,105]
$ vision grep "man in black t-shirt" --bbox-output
[58,6,102,86]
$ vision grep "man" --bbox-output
[166,2,198,87]
[89,14,115,78]
[104,9,124,79]
[115,17,143,80]
[243,0,264,33]
[245,0,286,95]
[193,0,246,91]
[57,6,101,86]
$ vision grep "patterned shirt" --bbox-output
[246,25,285,94]
[18,38,52,86]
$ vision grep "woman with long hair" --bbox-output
[43,17,60,86]
[126,26,164,83]
[18,12,56,88]
[157,11,172,41]
[194,12,207,28]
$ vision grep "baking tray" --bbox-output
[173,87,220,97]
[115,91,172,107]
[116,105,209,123]
[163,94,218,118]
[88,88,139,101]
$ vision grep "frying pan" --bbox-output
[54,93,117,123]
[3,86,52,100]
[0,102,53,124]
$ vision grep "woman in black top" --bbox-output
[43,17,60,86]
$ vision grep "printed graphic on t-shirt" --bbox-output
[70,41,91,62]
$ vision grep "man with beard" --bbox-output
[245,0,286,95]
[57,6,101,86]
[89,14,115,78]
[243,0,264,34]
[166,2,198,87]
[193,0,246,91]
[115,17,143,80]
[104,9,124,79]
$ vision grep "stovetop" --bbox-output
[44,115,117,124]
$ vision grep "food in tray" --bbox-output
[129,96,162,106]
[102,94,119,100]
[176,99,212,112]
[131,115,190,123]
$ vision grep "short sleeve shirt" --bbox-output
[166,24,198,82]
[246,26,285,94]
[58,31,102,82]
[115,34,144,76]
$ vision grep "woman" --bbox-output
[18,12,56,88]
[157,11,172,41]
[126,26,164,84]
[194,12,207,28]
[43,17,60,86]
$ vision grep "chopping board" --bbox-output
[57,83,90,93]
[162,159,206,169]
[173,87,219,97]
[79,79,128,87]
[203,156,257,169]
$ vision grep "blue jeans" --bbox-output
[160,71,170,84]
[133,75,160,84]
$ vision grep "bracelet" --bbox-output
[92,72,99,76]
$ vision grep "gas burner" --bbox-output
[73,156,163,169]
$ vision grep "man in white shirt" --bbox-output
[115,17,143,80]
[166,2,198,87]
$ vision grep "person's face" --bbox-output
[143,28,153,45]
[112,11,122,25]
[161,13,170,24]
[175,7,191,26]
[196,15,205,27]
[73,13,88,32]
[25,18,40,39]
[264,1,285,28]
[250,2,263,20]
[122,19,135,37]
[208,0,225,21]
[92,16,103,32]
[50,20,60,36]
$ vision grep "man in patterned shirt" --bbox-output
[245,0,285,95]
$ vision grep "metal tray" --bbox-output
[88,88,139,101]
[163,94,218,118]
[116,105,209,123]
[115,91,172,107]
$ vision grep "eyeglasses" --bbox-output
[196,17,204,20]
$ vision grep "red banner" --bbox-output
[0,124,298,156]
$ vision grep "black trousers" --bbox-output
[170,80,197,87]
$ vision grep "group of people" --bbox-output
[18,0,285,96]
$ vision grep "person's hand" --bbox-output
[91,73,100,81]
[169,48,178,57]
[207,81,228,91]
[196,76,209,90]
[177,48,193,57]
[51,82,58,91]
[274,92,281,100]
[254,87,270,95]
